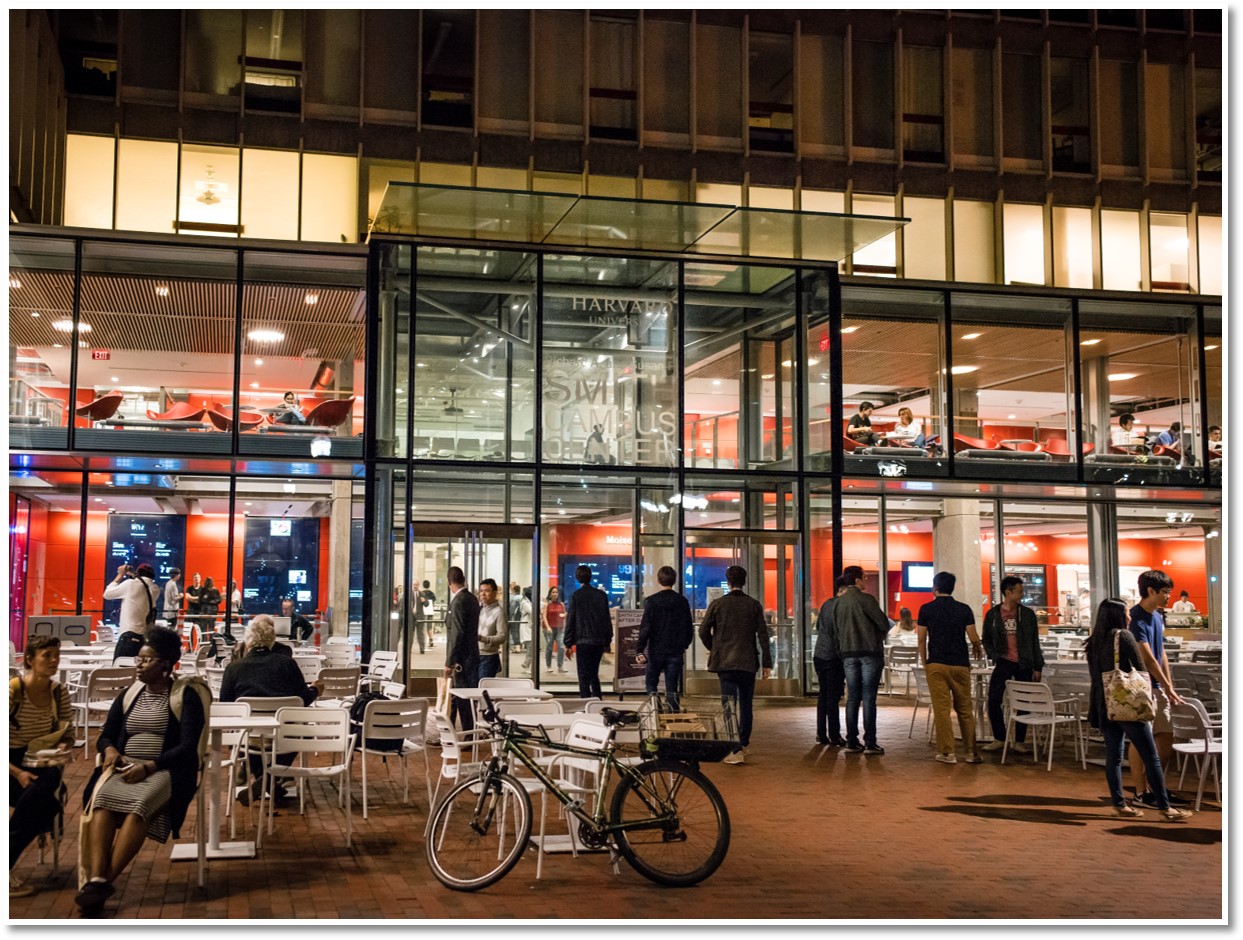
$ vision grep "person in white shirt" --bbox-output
[885,407,925,447]
[162,568,183,622]
[887,607,916,640]
[1208,425,1222,455]
[476,578,506,680]
[229,579,242,617]
[1110,413,1146,452]
[1171,591,1196,613]
[104,563,162,661]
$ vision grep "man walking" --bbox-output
[917,571,984,764]
[813,576,851,746]
[563,565,612,698]
[476,578,505,680]
[980,575,1043,753]
[832,565,890,755]
[636,566,694,711]
[698,565,772,765]
[443,566,480,731]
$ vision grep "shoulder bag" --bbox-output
[1104,630,1156,723]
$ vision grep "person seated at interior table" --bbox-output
[1154,421,1182,451]
[75,628,205,915]
[273,390,308,425]
[1207,425,1222,454]
[280,598,314,643]
[847,401,879,446]
[219,616,320,805]
[1110,413,1147,452]
[885,407,926,448]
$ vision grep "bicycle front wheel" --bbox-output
[609,759,730,887]
[425,772,533,891]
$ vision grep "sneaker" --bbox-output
[863,745,885,756]
[844,741,865,753]
[1165,791,1193,807]
[1161,807,1193,822]
[9,874,34,898]
[980,740,1005,752]
[962,753,983,764]
[1136,790,1161,808]
[934,753,958,764]
[1113,803,1144,818]
[827,738,847,747]
[1011,742,1031,755]
[74,880,115,911]
[723,748,747,765]
[815,736,830,746]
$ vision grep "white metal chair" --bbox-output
[356,697,432,818]
[1000,680,1085,771]
[320,638,357,669]
[380,680,407,700]
[554,697,601,713]
[204,665,226,699]
[885,646,919,695]
[908,666,934,741]
[426,710,493,821]
[209,701,253,836]
[259,706,356,848]
[74,667,134,759]
[478,677,535,691]
[1171,699,1222,810]
[317,665,362,701]
[533,718,614,879]
[364,650,398,679]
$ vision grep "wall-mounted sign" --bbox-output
[91,349,111,360]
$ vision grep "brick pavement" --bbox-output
[9,699,1223,922]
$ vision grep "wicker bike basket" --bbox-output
[637,695,740,763]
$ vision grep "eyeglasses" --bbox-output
[134,656,160,665]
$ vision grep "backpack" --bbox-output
[141,577,157,627]
[123,676,213,759]
[349,690,403,753]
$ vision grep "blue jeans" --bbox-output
[842,654,882,747]
[814,657,845,742]
[718,669,757,749]
[477,654,501,680]
[543,628,565,669]
[1102,720,1170,809]
[645,656,684,711]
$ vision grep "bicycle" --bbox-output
[424,691,731,891]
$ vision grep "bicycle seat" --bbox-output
[599,708,641,727]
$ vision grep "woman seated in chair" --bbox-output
[9,635,75,899]
[886,407,926,448]
[76,628,205,914]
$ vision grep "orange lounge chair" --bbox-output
[952,433,993,453]
[304,396,356,430]
[74,391,124,423]
[146,402,207,423]
[207,406,266,432]
[1041,439,1094,458]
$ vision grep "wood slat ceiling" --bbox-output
[9,270,365,360]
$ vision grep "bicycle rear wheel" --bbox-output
[609,759,730,887]
[425,773,533,891]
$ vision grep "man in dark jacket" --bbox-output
[831,565,890,755]
[813,576,851,746]
[636,566,694,711]
[563,565,612,699]
[980,575,1044,752]
[697,565,772,765]
[444,566,481,731]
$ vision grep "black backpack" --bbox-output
[349,690,403,753]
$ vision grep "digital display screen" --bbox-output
[559,556,637,609]
[287,569,307,585]
[243,517,320,614]
[103,515,187,624]
[902,561,935,592]
[270,519,292,537]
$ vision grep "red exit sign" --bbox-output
[91,349,110,360]
[818,336,830,352]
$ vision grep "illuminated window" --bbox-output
[242,148,300,240]
[419,162,472,187]
[1149,212,1191,292]
[365,160,416,230]
[1146,62,1188,179]
[64,134,115,229]
[1100,210,1142,292]
[115,139,178,234]
[178,144,241,236]
[747,187,793,211]
[1052,206,1093,288]
[800,190,845,214]
[1002,203,1046,286]
[952,199,995,284]
[477,166,529,191]
[852,194,897,276]
[300,153,359,243]
[902,197,947,280]
[532,172,582,195]
[696,183,742,206]
[587,175,637,199]
[641,179,690,202]
[1198,216,1222,295]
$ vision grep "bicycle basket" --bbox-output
[637,695,740,763]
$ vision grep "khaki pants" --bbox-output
[926,662,976,756]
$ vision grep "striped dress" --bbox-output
[91,688,174,843]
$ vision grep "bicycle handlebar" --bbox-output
[480,688,499,723]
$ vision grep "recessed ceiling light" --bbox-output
[9,276,20,289]
[155,285,170,297]
[254,358,264,366]
[762,373,774,380]
[110,376,119,383]
[247,328,284,343]
[950,365,978,375]
[1204,344,1218,351]
[52,319,90,333]
[961,332,983,340]
[1108,373,1137,382]
[840,326,859,334]
[1080,338,1101,346]
[712,380,721,386]
[250,381,260,388]
[807,358,820,367]
[52,343,63,348]
[416,362,427,368]
[29,311,39,318]
[245,502,252,507]
[304,292,319,305]
[1007,414,1016,420]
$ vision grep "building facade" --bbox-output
[8,10,1223,695]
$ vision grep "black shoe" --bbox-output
[74,880,114,911]
[845,742,865,753]
[1136,790,1161,808]
[1164,791,1192,807]
[828,738,847,747]
[816,736,830,745]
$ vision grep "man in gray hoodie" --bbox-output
[831,565,891,755]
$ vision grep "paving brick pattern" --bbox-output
[10,699,1222,922]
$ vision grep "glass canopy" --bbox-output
[369,184,907,263]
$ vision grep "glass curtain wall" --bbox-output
[9,238,76,450]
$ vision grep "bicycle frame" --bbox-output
[473,719,679,839]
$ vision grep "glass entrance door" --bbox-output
[402,523,534,681]
[683,528,802,696]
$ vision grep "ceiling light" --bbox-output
[250,381,260,388]
[9,275,20,289]
[283,482,296,494]
[52,319,90,333]
[304,292,319,305]
[245,502,252,507]
[781,360,792,367]
[155,284,170,297]
[1007,414,1016,420]
[195,165,227,205]
[807,358,820,367]
[254,358,264,366]
[52,343,63,348]
[961,332,983,340]
[29,311,39,318]
[712,380,721,386]
[110,376,119,383]
[950,365,978,375]
[417,362,427,368]
[1080,339,1101,346]
[762,373,774,380]
[840,326,859,334]
[1107,373,1137,382]
[1204,345,1218,351]
[247,328,284,343]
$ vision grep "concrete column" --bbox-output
[953,388,980,438]
[1086,502,1118,617]
[328,479,353,639]
[1204,526,1222,631]
[1082,355,1112,454]
[932,498,984,610]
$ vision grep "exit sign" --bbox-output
[818,336,830,352]
[91,349,111,361]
